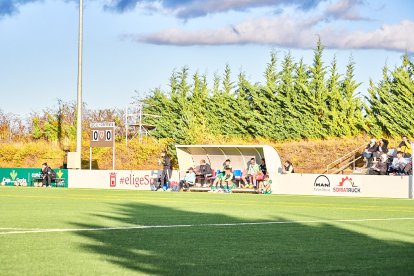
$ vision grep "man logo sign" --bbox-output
[314,175,331,192]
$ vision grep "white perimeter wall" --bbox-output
[271,173,412,199]
[68,169,180,190]
[68,169,413,199]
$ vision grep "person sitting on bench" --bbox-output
[180,167,196,191]
[220,167,234,193]
[195,159,212,187]
[259,174,272,194]
[41,162,56,187]
[211,159,232,188]
[211,167,233,193]
[242,158,260,189]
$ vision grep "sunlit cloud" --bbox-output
[324,0,369,21]
[129,17,414,53]
[105,0,326,18]
[324,20,414,52]
[127,15,320,47]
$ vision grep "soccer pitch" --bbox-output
[1,187,414,275]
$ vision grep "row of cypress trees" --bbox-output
[143,40,414,144]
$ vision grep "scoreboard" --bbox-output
[90,122,115,147]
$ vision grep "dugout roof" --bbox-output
[175,145,282,174]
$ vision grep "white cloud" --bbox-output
[325,20,414,52]
[105,0,325,18]
[130,15,321,47]
[130,16,414,53]
[324,0,368,21]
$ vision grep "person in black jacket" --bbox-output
[282,160,295,174]
[378,138,388,154]
[195,159,212,187]
[363,138,379,167]
[41,162,56,187]
[369,154,388,175]
[155,151,171,191]
[374,138,389,159]
[259,158,267,175]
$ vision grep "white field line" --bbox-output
[0,228,32,230]
[1,217,414,235]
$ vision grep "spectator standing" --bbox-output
[282,161,295,174]
[155,151,172,191]
[180,167,196,191]
[398,136,412,158]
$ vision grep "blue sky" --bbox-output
[0,0,413,117]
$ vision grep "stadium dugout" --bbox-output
[175,145,282,192]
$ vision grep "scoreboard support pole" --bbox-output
[89,146,115,170]
[112,146,115,170]
[89,122,116,171]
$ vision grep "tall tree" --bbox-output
[276,52,300,139]
[209,65,238,137]
[292,58,314,138]
[325,56,342,136]
[305,38,329,138]
[256,52,283,140]
[367,54,414,137]
[232,73,255,137]
[339,56,366,136]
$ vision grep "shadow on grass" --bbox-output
[71,202,414,275]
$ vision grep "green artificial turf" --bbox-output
[0,187,414,275]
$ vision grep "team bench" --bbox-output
[31,177,66,188]
[189,186,258,194]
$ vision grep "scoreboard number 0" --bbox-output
[92,130,99,141]
[105,130,112,141]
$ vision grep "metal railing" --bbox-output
[329,155,364,174]
[325,143,366,174]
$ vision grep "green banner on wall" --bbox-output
[0,168,68,188]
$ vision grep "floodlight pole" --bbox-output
[76,0,83,167]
